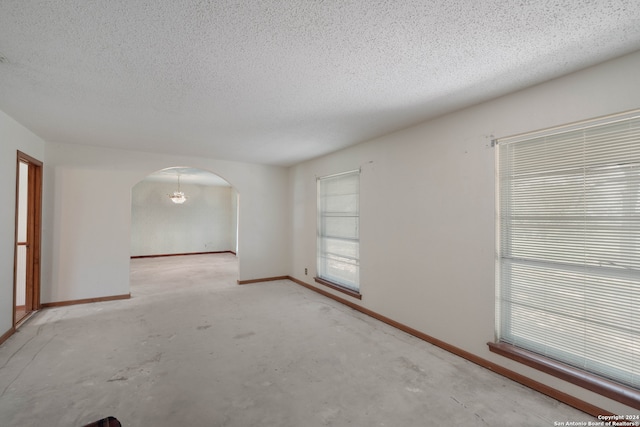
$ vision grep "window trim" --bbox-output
[314,276,362,300]
[488,342,640,409]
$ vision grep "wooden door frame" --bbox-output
[14,151,43,327]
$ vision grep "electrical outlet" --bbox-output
[305,268,308,275]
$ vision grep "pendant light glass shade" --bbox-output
[170,191,186,204]
[170,175,187,204]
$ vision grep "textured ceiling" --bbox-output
[1,1,640,166]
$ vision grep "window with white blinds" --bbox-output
[496,111,640,390]
[317,170,360,292]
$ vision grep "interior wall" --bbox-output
[288,49,640,414]
[41,142,289,304]
[0,111,45,336]
[230,189,238,253]
[131,180,236,256]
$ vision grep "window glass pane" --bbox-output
[317,171,360,292]
[322,237,359,261]
[322,217,359,240]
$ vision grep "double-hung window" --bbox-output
[316,170,360,297]
[494,111,640,400]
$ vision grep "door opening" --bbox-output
[14,151,42,326]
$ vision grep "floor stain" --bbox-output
[233,331,255,339]
[107,352,163,383]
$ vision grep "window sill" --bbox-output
[314,277,362,300]
[487,342,640,409]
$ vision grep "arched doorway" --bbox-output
[129,167,239,293]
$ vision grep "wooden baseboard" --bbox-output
[131,251,236,259]
[237,276,288,285]
[41,293,131,308]
[0,327,15,346]
[286,276,612,418]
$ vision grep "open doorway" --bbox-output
[129,167,239,293]
[14,151,42,326]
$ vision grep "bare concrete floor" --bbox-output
[0,253,595,426]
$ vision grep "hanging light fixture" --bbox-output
[169,174,187,204]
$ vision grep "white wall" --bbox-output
[41,142,289,303]
[231,190,239,254]
[0,111,45,336]
[131,180,236,256]
[288,50,640,414]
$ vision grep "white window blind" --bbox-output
[497,111,640,389]
[317,170,360,292]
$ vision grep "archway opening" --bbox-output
[129,167,239,294]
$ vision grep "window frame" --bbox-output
[315,169,361,299]
[490,110,640,409]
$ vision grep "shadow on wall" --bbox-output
[130,166,239,258]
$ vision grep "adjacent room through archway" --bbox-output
[129,167,239,295]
